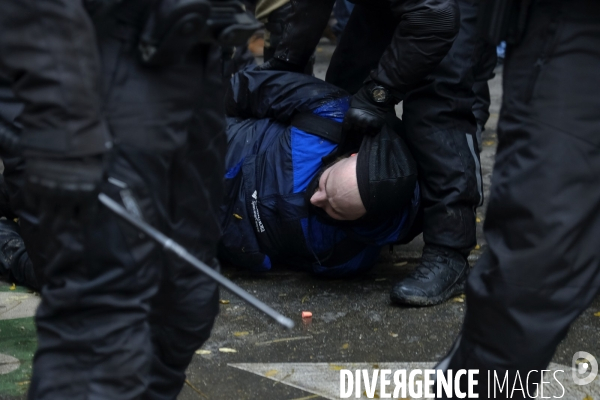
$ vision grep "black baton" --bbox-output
[99,193,295,330]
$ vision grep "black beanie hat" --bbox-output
[355,123,417,219]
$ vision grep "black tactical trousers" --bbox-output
[0,22,226,400]
[29,44,225,399]
[326,0,484,252]
[29,143,223,400]
[440,0,600,396]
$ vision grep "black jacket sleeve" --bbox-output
[272,0,337,68]
[372,0,460,95]
[225,70,348,122]
[0,0,110,158]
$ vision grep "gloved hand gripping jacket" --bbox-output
[343,81,398,139]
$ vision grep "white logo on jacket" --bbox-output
[251,190,265,233]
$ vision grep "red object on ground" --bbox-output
[301,311,312,318]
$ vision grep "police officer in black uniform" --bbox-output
[0,1,257,398]
[437,0,600,396]
[258,0,488,306]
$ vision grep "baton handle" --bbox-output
[99,193,295,330]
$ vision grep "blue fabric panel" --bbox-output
[300,216,348,255]
[290,97,350,194]
[262,255,272,270]
[352,208,409,246]
[312,97,350,121]
[301,214,382,276]
[225,159,243,179]
[291,128,337,193]
[312,245,381,277]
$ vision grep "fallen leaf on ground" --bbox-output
[233,331,250,337]
[184,379,209,399]
[476,218,482,223]
[218,348,237,353]
[393,261,408,267]
[255,336,313,346]
[329,364,344,371]
[233,213,243,220]
[301,295,309,304]
[195,349,211,355]
[593,311,600,317]
[475,244,481,250]
[219,300,230,304]
[264,370,278,377]
[583,396,593,400]
[9,283,16,290]
[341,343,349,350]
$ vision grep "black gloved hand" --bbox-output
[24,156,105,209]
[342,82,398,138]
[255,57,305,73]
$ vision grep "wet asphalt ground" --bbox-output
[177,43,600,399]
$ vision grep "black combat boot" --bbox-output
[0,219,38,290]
[390,244,469,306]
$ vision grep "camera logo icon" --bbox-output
[572,351,598,385]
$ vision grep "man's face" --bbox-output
[309,155,366,221]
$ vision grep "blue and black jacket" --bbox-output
[219,70,420,276]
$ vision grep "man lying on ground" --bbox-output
[219,70,420,276]
[0,69,421,288]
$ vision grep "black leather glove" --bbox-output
[342,82,398,138]
[255,57,305,73]
[25,156,104,208]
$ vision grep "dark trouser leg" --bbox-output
[401,0,482,253]
[26,34,223,398]
[472,41,497,150]
[326,0,482,305]
[144,46,226,400]
[390,0,482,306]
[262,2,292,62]
[262,2,314,75]
[28,148,164,400]
[325,4,396,95]
[1,153,45,289]
[440,2,600,396]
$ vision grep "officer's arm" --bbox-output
[372,0,460,95]
[259,0,337,72]
[0,0,109,159]
[225,70,348,122]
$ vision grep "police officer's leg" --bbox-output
[472,41,497,150]
[440,2,600,396]
[325,3,396,95]
[28,149,165,400]
[259,1,292,62]
[0,154,41,289]
[391,0,482,306]
[0,78,44,287]
[144,46,225,399]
